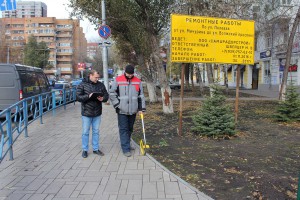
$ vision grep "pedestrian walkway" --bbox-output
[0,103,213,200]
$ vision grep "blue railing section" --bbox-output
[0,88,77,163]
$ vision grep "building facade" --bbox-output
[1,1,47,18]
[0,17,87,78]
[87,43,100,59]
[226,0,300,94]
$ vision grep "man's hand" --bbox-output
[138,111,144,115]
[97,96,104,101]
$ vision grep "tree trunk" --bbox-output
[185,64,190,89]
[196,65,199,83]
[146,82,158,103]
[198,65,205,96]
[206,64,215,96]
[190,63,194,90]
[279,6,300,100]
[206,64,214,84]
[150,35,173,113]
[224,65,229,94]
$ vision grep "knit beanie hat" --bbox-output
[125,65,135,74]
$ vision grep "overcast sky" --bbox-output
[13,0,100,41]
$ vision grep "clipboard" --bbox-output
[90,92,104,100]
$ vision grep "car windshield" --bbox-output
[53,84,63,89]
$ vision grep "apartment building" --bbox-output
[1,1,47,18]
[87,43,100,59]
[0,17,87,78]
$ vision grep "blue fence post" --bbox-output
[63,89,66,110]
[73,89,76,105]
[6,109,13,160]
[52,91,56,116]
[39,95,43,124]
[23,100,28,137]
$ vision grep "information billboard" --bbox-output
[171,14,255,65]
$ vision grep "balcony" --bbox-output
[56,52,73,56]
[57,57,72,62]
[44,69,56,74]
[58,67,73,75]
[56,33,72,38]
[57,64,72,68]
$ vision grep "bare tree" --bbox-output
[68,0,175,112]
[279,6,300,100]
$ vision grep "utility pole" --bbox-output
[101,0,109,91]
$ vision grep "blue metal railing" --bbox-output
[0,88,77,163]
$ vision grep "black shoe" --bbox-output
[93,150,104,156]
[123,152,132,157]
[82,151,88,158]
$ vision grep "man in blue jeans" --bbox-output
[76,70,109,158]
[109,65,146,157]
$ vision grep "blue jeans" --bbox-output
[117,114,136,153]
[82,116,101,151]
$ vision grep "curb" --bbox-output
[132,139,214,200]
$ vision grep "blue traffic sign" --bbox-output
[108,68,114,75]
[0,0,16,11]
[98,25,111,39]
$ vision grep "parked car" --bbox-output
[156,81,181,90]
[57,79,69,84]
[51,83,71,102]
[48,78,56,86]
[0,63,51,112]
[71,79,82,88]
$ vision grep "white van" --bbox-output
[0,64,51,112]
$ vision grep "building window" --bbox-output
[282,0,292,4]
[58,43,72,47]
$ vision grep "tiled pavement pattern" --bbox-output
[0,103,213,200]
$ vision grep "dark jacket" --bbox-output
[76,78,109,117]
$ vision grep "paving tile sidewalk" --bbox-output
[0,103,213,200]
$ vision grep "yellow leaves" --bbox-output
[286,190,296,199]
[191,162,203,167]
[186,174,199,181]
[252,191,263,200]
[224,167,242,174]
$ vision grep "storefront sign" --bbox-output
[77,63,86,71]
[289,64,298,72]
[279,64,298,72]
[260,50,271,59]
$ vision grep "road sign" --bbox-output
[0,0,16,11]
[171,14,255,65]
[98,25,111,39]
[108,68,114,75]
